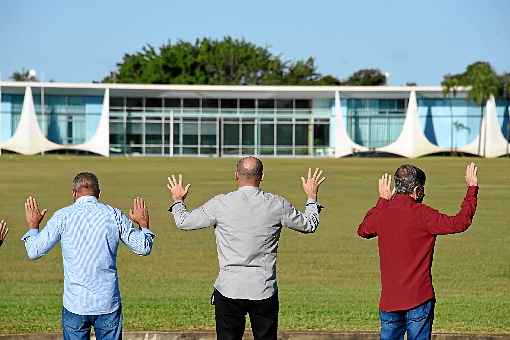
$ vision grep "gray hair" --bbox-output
[72,172,100,196]
[237,157,263,179]
[394,164,426,194]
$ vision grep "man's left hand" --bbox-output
[129,197,150,229]
[25,196,47,228]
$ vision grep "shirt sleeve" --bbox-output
[117,210,155,256]
[281,198,322,234]
[169,198,217,231]
[357,198,389,239]
[21,211,65,260]
[422,186,479,235]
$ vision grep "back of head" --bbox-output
[73,172,100,198]
[394,164,426,195]
[236,157,263,186]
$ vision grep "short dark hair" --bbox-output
[394,164,426,194]
[236,157,263,179]
[72,172,100,196]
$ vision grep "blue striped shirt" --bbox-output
[21,196,155,315]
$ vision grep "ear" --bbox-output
[411,187,418,199]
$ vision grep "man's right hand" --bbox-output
[465,162,478,187]
[25,196,47,228]
[301,168,326,201]
[0,220,8,246]
[167,174,191,202]
[378,173,393,200]
[129,197,150,229]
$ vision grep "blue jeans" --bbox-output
[379,299,435,340]
[62,307,122,340]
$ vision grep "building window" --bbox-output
[183,98,200,108]
[110,97,125,112]
[164,98,181,109]
[126,97,143,112]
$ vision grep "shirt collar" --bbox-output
[238,185,260,191]
[392,194,416,204]
[75,195,98,204]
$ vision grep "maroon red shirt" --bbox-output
[357,186,478,312]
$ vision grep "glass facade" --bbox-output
[0,93,24,142]
[496,99,510,142]
[417,97,481,149]
[345,98,407,148]
[109,97,333,156]
[3,84,508,158]
[34,95,103,145]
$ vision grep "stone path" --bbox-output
[1,332,509,340]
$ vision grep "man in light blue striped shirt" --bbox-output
[22,172,155,340]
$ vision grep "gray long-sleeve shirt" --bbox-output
[169,186,321,300]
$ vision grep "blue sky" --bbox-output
[1,0,509,85]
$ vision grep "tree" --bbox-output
[103,37,342,86]
[342,69,387,86]
[499,73,510,99]
[10,68,38,81]
[442,61,501,156]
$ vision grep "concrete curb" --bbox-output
[1,332,509,340]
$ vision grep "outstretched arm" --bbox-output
[424,162,479,235]
[167,174,216,230]
[118,197,155,256]
[357,173,392,239]
[0,220,8,247]
[282,168,326,233]
[22,196,62,260]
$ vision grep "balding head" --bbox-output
[235,157,264,187]
[72,172,100,199]
[394,164,426,194]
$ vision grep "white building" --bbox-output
[0,82,508,157]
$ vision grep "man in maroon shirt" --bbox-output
[358,162,478,340]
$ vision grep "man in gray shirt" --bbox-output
[167,157,325,340]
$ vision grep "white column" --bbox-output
[458,95,508,157]
[333,91,368,157]
[69,88,110,156]
[378,90,442,158]
[1,86,59,154]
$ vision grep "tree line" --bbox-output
[101,37,386,86]
[8,36,510,100]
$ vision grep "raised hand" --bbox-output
[465,162,478,187]
[167,174,191,202]
[0,220,8,246]
[129,197,150,229]
[301,168,326,201]
[378,173,393,200]
[24,196,47,228]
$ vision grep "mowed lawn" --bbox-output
[0,156,508,333]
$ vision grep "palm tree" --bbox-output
[10,68,38,81]
[442,62,500,156]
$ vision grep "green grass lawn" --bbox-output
[0,156,508,333]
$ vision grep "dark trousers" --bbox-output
[213,289,279,340]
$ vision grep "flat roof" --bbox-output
[0,81,469,98]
